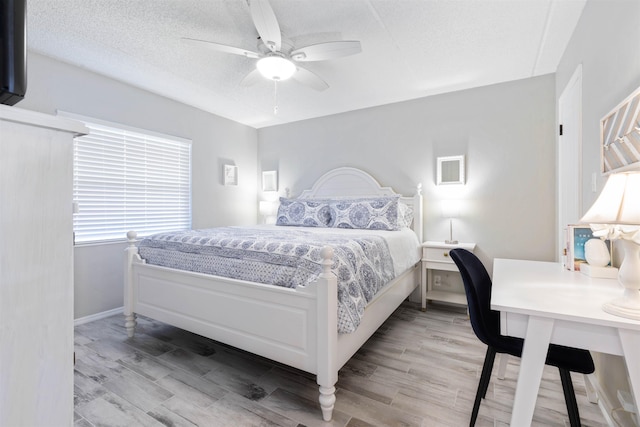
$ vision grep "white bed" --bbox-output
[124,167,423,421]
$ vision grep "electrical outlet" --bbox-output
[434,275,441,286]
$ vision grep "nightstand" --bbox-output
[421,241,476,311]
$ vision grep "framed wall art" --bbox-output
[436,155,465,185]
[262,170,277,192]
[600,84,640,174]
[223,164,238,186]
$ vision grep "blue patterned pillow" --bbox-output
[328,196,400,230]
[276,198,332,227]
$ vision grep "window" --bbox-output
[69,115,191,244]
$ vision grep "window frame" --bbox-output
[61,112,192,245]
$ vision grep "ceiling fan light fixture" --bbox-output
[256,55,296,81]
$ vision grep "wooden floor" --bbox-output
[74,303,609,427]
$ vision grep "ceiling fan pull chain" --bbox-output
[273,80,278,115]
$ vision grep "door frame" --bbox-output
[557,64,583,262]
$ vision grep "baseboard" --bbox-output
[74,306,123,326]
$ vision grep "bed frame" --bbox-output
[124,167,423,421]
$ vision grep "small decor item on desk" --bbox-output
[565,225,593,271]
[581,238,618,279]
[585,238,609,266]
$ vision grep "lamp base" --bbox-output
[603,239,640,320]
[602,289,640,321]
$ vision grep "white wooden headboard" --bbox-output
[297,167,423,241]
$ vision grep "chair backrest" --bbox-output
[449,249,502,347]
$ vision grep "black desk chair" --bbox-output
[449,249,595,427]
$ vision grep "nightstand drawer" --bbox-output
[423,247,454,264]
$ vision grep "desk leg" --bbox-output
[619,329,640,418]
[510,316,554,426]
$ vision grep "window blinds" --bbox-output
[73,121,191,244]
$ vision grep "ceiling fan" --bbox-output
[182,0,362,91]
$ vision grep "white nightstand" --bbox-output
[421,241,476,311]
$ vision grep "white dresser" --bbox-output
[0,106,86,426]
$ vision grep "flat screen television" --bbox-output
[0,0,26,106]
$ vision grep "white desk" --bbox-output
[492,258,640,426]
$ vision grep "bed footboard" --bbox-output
[124,231,339,420]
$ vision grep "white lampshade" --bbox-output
[259,201,279,216]
[441,199,461,218]
[259,200,279,225]
[580,171,640,321]
[256,56,296,81]
[580,172,640,224]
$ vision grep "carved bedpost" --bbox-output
[124,230,138,338]
[414,183,423,242]
[316,246,338,421]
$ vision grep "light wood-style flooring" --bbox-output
[74,303,608,426]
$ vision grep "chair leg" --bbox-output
[471,346,497,426]
[559,368,581,427]
[497,353,508,380]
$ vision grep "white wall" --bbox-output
[18,53,259,319]
[556,1,640,424]
[258,75,557,272]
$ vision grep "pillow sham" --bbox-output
[275,197,332,227]
[328,196,400,230]
[398,201,414,228]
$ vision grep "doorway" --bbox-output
[557,65,583,261]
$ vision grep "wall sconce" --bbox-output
[441,199,462,244]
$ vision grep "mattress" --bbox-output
[137,225,420,333]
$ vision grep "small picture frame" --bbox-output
[262,170,278,192]
[567,225,593,271]
[437,155,465,185]
[223,164,238,186]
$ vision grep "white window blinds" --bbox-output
[72,118,191,244]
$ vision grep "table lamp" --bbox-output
[441,199,461,244]
[580,171,640,320]
[259,200,279,224]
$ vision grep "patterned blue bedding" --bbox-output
[137,226,400,333]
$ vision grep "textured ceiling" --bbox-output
[27,0,586,128]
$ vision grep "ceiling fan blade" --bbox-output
[182,38,261,59]
[290,41,362,62]
[292,66,329,91]
[240,69,262,87]
[249,0,281,52]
